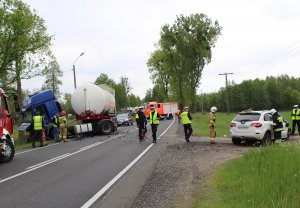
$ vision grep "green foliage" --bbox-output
[200,75,300,112]
[195,143,300,208]
[148,13,222,111]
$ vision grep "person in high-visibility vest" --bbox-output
[59,111,68,142]
[208,106,217,144]
[32,110,44,148]
[149,106,160,143]
[136,106,147,141]
[291,105,300,136]
[270,108,284,142]
[52,111,60,142]
[181,106,193,142]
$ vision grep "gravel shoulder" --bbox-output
[96,122,300,208]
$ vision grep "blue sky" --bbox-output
[23,0,300,98]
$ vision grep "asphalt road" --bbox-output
[0,119,175,208]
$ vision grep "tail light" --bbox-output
[250,122,262,128]
[230,123,236,127]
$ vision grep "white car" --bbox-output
[230,110,291,145]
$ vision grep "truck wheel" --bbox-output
[232,137,241,145]
[261,132,271,146]
[100,120,113,135]
[0,139,15,163]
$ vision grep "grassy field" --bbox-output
[193,142,300,208]
[191,110,292,138]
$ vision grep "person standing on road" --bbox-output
[136,106,147,141]
[32,110,44,148]
[208,106,217,144]
[181,106,192,142]
[149,106,160,143]
[291,105,300,136]
[177,109,182,124]
[52,111,60,142]
[59,111,68,142]
[270,108,284,142]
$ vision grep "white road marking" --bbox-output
[0,140,110,184]
[15,143,61,155]
[81,118,175,208]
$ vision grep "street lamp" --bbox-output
[73,52,84,89]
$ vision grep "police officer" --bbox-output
[52,111,60,142]
[208,106,217,144]
[181,106,192,142]
[59,111,68,142]
[32,110,44,148]
[291,105,300,136]
[149,106,160,143]
[136,106,147,141]
[270,108,284,142]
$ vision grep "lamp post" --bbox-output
[73,52,84,89]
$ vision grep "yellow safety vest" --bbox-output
[181,112,191,124]
[297,109,300,120]
[59,116,67,128]
[53,116,58,127]
[149,111,159,125]
[33,116,43,130]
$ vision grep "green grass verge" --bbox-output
[194,142,300,208]
[192,111,292,138]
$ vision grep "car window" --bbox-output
[117,114,128,118]
[233,113,261,122]
[264,113,273,121]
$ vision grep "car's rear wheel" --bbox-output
[261,132,272,146]
[232,137,241,145]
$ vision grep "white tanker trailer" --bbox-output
[71,83,117,135]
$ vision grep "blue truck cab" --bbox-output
[21,89,61,139]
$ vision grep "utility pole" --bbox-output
[201,90,204,115]
[218,72,233,115]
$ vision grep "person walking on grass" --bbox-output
[181,106,192,142]
[208,106,217,144]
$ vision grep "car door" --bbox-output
[263,113,274,139]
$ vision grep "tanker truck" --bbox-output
[71,83,117,135]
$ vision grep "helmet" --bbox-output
[293,105,299,108]
[138,106,144,109]
[270,108,276,115]
[61,111,66,116]
[184,106,189,110]
[150,106,155,110]
[210,106,217,113]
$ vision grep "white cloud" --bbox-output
[22,0,300,98]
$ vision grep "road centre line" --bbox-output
[0,140,110,184]
[81,118,176,208]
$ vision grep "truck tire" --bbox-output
[261,132,271,146]
[232,137,241,145]
[0,139,15,163]
[99,120,113,135]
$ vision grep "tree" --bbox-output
[95,73,116,88]
[41,56,63,99]
[149,14,222,111]
[0,0,52,121]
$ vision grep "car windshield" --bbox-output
[233,113,261,122]
[117,113,128,119]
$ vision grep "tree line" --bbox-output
[200,75,300,112]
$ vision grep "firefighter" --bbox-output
[136,106,147,141]
[59,111,68,142]
[208,106,217,144]
[149,106,160,143]
[32,110,44,148]
[291,105,300,136]
[181,106,192,142]
[52,111,60,142]
[270,108,284,142]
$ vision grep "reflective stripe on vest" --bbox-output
[181,112,191,124]
[33,116,43,130]
[149,111,159,125]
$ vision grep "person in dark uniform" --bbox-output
[181,106,193,142]
[135,106,147,141]
[149,106,160,143]
[270,108,283,142]
[32,110,44,148]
